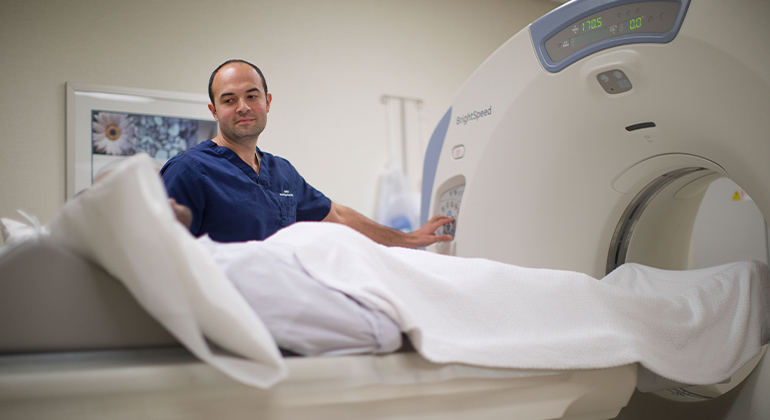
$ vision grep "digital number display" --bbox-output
[573,14,644,48]
[544,1,681,64]
[582,17,602,32]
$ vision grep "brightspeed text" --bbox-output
[456,106,492,125]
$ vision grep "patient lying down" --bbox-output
[167,197,770,373]
[49,155,770,387]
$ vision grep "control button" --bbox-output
[443,211,456,237]
[452,145,465,160]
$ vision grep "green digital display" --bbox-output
[581,17,602,32]
[581,15,642,33]
[544,1,682,64]
[573,15,644,48]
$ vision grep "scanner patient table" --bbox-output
[1,155,768,420]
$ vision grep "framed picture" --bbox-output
[65,82,218,198]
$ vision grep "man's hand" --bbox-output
[404,215,455,248]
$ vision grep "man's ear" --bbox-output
[265,93,272,113]
[208,103,218,121]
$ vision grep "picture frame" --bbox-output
[65,82,217,198]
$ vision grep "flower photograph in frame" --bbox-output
[91,110,210,160]
[66,83,217,198]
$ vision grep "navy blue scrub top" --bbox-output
[160,140,332,242]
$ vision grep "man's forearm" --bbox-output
[323,203,407,247]
[322,202,454,248]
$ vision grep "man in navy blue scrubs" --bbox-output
[161,59,453,247]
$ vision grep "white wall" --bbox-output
[0,0,556,224]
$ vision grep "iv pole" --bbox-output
[380,95,424,177]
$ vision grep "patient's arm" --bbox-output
[169,199,193,229]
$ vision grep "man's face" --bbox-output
[208,63,272,144]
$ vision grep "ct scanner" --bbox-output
[0,0,768,419]
[422,0,770,417]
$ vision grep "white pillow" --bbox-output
[46,154,287,388]
[1,212,48,246]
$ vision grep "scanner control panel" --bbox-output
[436,184,465,238]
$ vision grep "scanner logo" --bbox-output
[456,106,492,125]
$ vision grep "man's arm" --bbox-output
[323,202,454,248]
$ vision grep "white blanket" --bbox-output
[32,155,770,388]
[267,221,770,386]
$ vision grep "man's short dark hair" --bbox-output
[208,59,268,105]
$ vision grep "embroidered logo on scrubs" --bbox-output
[280,190,294,197]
